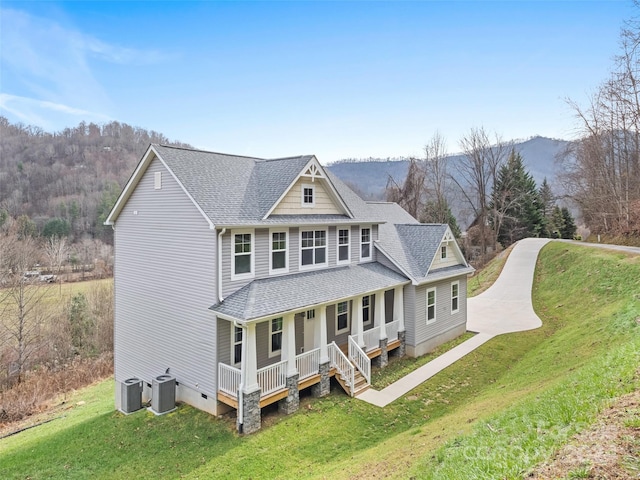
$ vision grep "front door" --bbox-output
[304,309,316,353]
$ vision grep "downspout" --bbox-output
[217,228,226,303]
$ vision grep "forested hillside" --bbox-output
[0,117,190,242]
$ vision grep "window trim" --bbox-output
[232,326,243,366]
[451,281,460,314]
[231,229,255,281]
[269,228,289,275]
[362,295,372,326]
[335,301,350,334]
[299,229,328,270]
[360,226,372,262]
[301,183,315,207]
[426,287,436,324]
[337,227,351,265]
[268,317,284,358]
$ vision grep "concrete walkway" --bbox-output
[357,238,550,407]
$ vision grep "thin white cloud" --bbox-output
[0,8,168,130]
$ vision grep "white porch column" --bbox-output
[394,286,405,332]
[351,295,365,347]
[282,313,297,377]
[242,322,259,393]
[317,305,329,364]
[375,291,387,340]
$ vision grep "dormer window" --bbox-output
[302,184,315,207]
[441,245,447,259]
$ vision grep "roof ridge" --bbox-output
[154,143,265,160]
[264,154,315,162]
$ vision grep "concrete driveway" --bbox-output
[357,238,550,407]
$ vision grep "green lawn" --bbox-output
[1,242,638,479]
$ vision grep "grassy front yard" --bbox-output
[1,242,638,479]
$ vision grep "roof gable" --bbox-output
[262,156,353,219]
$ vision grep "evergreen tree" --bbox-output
[490,151,544,246]
[538,178,554,237]
[549,205,565,238]
[560,207,577,239]
[422,200,461,238]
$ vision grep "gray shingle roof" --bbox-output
[154,145,316,225]
[210,263,408,321]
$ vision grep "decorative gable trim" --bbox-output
[425,226,470,273]
[104,145,214,229]
[262,156,354,220]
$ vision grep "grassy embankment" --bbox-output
[0,242,638,479]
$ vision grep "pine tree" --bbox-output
[549,205,565,238]
[560,207,577,239]
[422,200,462,238]
[490,151,544,246]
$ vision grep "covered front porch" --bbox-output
[211,264,409,434]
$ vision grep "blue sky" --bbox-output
[0,1,634,162]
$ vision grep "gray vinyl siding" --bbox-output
[289,227,299,274]
[217,318,232,365]
[403,285,417,346]
[255,228,269,278]
[327,226,337,266]
[114,157,217,396]
[351,225,360,263]
[411,276,468,347]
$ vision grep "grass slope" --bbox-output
[1,243,638,479]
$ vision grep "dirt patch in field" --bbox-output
[529,389,640,479]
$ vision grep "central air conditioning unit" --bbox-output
[121,377,143,414]
[151,374,176,415]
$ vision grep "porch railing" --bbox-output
[329,342,354,396]
[348,336,371,384]
[362,326,381,351]
[296,348,321,381]
[218,363,241,398]
[258,360,288,397]
[386,320,400,342]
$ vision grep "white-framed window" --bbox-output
[426,288,436,324]
[306,309,315,320]
[451,281,460,314]
[362,295,371,326]
[269,229,288,274]
[336,301,350,334]
[360,227,372,261]
[232,326,243,366]
[441,245,448,259]
[154,171,162,190]
[337,228,350,265]
[301,183,315,207]
[269,317,283,357]
[232,230,254,280]
[300,229,327,268]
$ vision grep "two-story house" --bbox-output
[106,144,473,433]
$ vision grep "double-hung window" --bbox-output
[301,230,326,268]
[360,227,371,261]
[269,317,283,357]
[451,281,459,314]
[337,228,350,264]
[426,288,436,324]
[270,230,288,274]
[232,231,253,279]
[441,245,448,259]
[336,301,350,334]
[233,326,242,365]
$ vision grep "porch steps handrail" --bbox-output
[257,360,287,397]
[348,336,371,384]
[329,342,354,396]
[296,348,321,381]
[218,363,241,398]
[386,320,400,342]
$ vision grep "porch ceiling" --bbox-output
[210,262,408,322]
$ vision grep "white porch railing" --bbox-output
[348,336,371,384]
[296,348,320,381]
[257,360,288,397]
[329,342,354,396]
[386,320,400,342]
[218,363,241,398]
